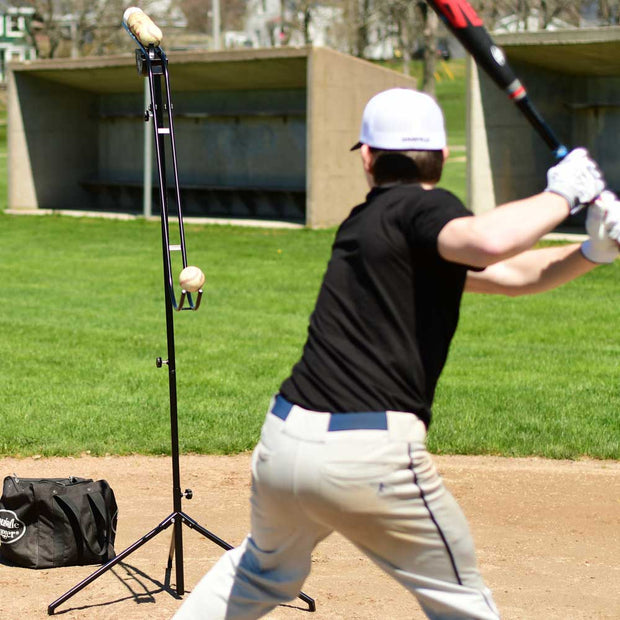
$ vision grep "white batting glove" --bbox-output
[604,194,620,244]
[581,191,620,264]
[545,148,605,214]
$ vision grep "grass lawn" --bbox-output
[0,105,5,210]
[0,215,618,460]
[439,156,466,203]
[0,60,616,460]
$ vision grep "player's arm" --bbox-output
[464,243,595,295]
[465,193,620,296]
[438,192,569,268]
[437,148,603,268]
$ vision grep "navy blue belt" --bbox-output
[271,395,388,431]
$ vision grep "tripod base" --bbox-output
[48,511,316,615]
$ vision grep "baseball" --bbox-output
[179,266,205,292]
[123,7,163,47]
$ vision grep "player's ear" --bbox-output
[360,144,375,173]
[359,144,378,187]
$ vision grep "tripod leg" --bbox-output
[48,512,176,615]
[164,515,185,594]
[165,526,175,588]
[174,514,185,595]
[180,511,234,551]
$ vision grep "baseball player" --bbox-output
[174,88,620,620]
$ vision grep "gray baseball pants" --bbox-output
[173,396,500,619]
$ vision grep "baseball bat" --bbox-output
[425,0,568,159]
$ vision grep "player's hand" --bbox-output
[581,191,620,264]
[545,148,605,214]
[603,192,620,244]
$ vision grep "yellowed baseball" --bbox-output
[179,266,205,292]
[124,7,163,46]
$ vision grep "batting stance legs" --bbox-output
[173,397,500,620]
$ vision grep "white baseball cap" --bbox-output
[351,88,447,151]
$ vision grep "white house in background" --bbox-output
[224,30,254,48]
[244,0,289,48]
[0,0,36,82]
[303,4,345,49]
[493,10,577,33]
[139,0,187,29]
[244,0,345,51]
[243,1,413,60]
[363,12,399,60]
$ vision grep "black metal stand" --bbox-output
[48,41,315,616]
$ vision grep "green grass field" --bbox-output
[0,215,618,460]
[0,60,617,460]
[0,104,6,209]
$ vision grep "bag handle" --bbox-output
[54,493,110,562]
[86,492,116,546]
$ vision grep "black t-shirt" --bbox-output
[279,184,475,427]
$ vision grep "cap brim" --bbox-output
[350,141,363,151]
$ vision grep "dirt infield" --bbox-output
[0,454,618,619]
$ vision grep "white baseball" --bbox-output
[179,266,205,292]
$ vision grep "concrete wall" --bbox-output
[8,47,416,228]
[8,71,98,211]
[467,28,620,218]
[306,48,416,228]
[573,74,620,192]
[94,87,308,219]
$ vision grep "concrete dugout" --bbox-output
[468,27,620,221]
[8,47,415,228]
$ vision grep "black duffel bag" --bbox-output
[0,475,118,569]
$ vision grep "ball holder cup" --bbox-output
[47,9,314,615]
